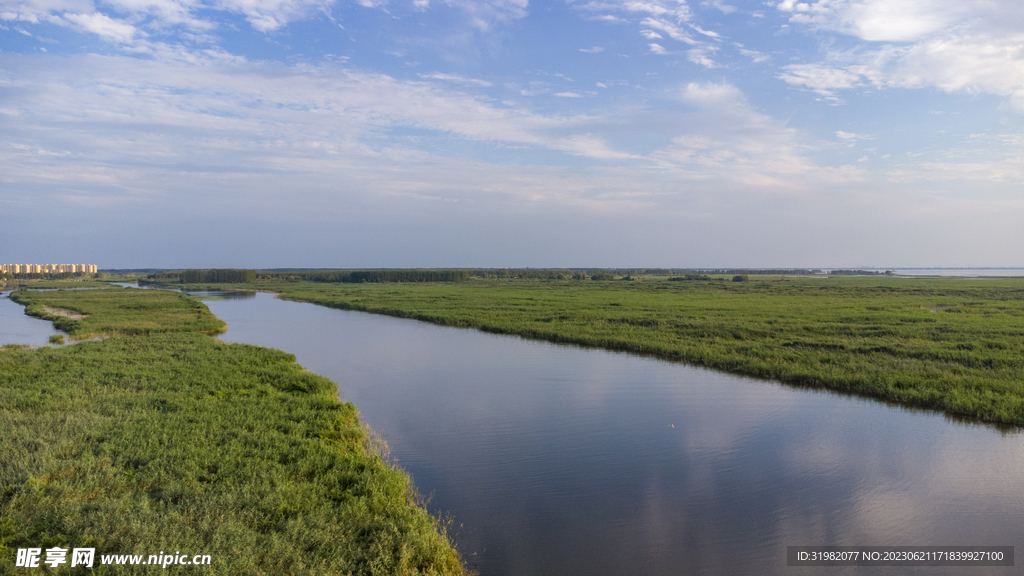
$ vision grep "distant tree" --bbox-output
[732,274,749,282]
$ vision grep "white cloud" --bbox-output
[569,0,713,54]
[552,134,640,159]
[639,17,696,44]
[217,0,334,31]
[686,46,716,68]
[0,0,91,23]
[579,46,604,53]
[418,72,493,86]
[571,0,692,21]
[702,0,734,15]
[0,52,645,191]
[777,0,1024,109]
[648,42,667,54]
[0,50,863,223]
[836,130,872,140]
[737,46,768,63]
[105,0,211,30]
[776,0,956,42]
[0,0,333,36]
[778,63,863,100]
[688,23,718,39]
[62,12,136,42]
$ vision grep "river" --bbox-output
[3,288,1023,574]
[202,292,1023,576]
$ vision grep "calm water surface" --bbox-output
[0,290,61,346]
[199,292,1024,576]
[891,269,1024,277]
[3,289,1022,574]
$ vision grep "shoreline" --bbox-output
[1,288,467,574]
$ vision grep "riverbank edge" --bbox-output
[9,288,229,339]
[1,288,468,574]
[265,290,1024,430]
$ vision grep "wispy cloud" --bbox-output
[736,45,768,63]
[648,42,667,54]
[686,46,717,67]
[418,72,493,86]
[639,17,696,44]
[651,82,865,190]
[778,63,863,100]
[62,12,136,42]
[835,131,872,141]
[441,0,529,31]
[702,0,734,15]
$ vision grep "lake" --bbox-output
[3,288,1022,574]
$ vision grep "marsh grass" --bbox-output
[245,276,1024,426]
[10,288,226,339]
[1,289,466,575]
[1,343,32,351]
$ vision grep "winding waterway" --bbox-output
[201,292,1023,576]
[0,289,61,345]
[3,288,1023,574]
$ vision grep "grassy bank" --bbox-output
[219,276,1024,426]
[10,288,226,339]
[1,289,466,575]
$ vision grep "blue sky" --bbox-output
[1,0,1022,268]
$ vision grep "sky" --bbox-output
[1,0,1022,268]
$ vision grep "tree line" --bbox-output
[144,269,256,284]
[258,269,470,283]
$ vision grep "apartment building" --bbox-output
[0,263,98,274]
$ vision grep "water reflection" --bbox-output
[0,290,61,346]
[135,283,256,301]
[202,292,1024,576]
[182,290,256,301]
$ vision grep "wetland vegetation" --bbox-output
[172,274,1024,426]
[1,288,466,575]
[10,288,226,339]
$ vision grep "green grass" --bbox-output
[223,276,1024,426]
[10,288,227,339]
[1,289,466,575]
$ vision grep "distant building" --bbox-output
[1,263,98,275]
